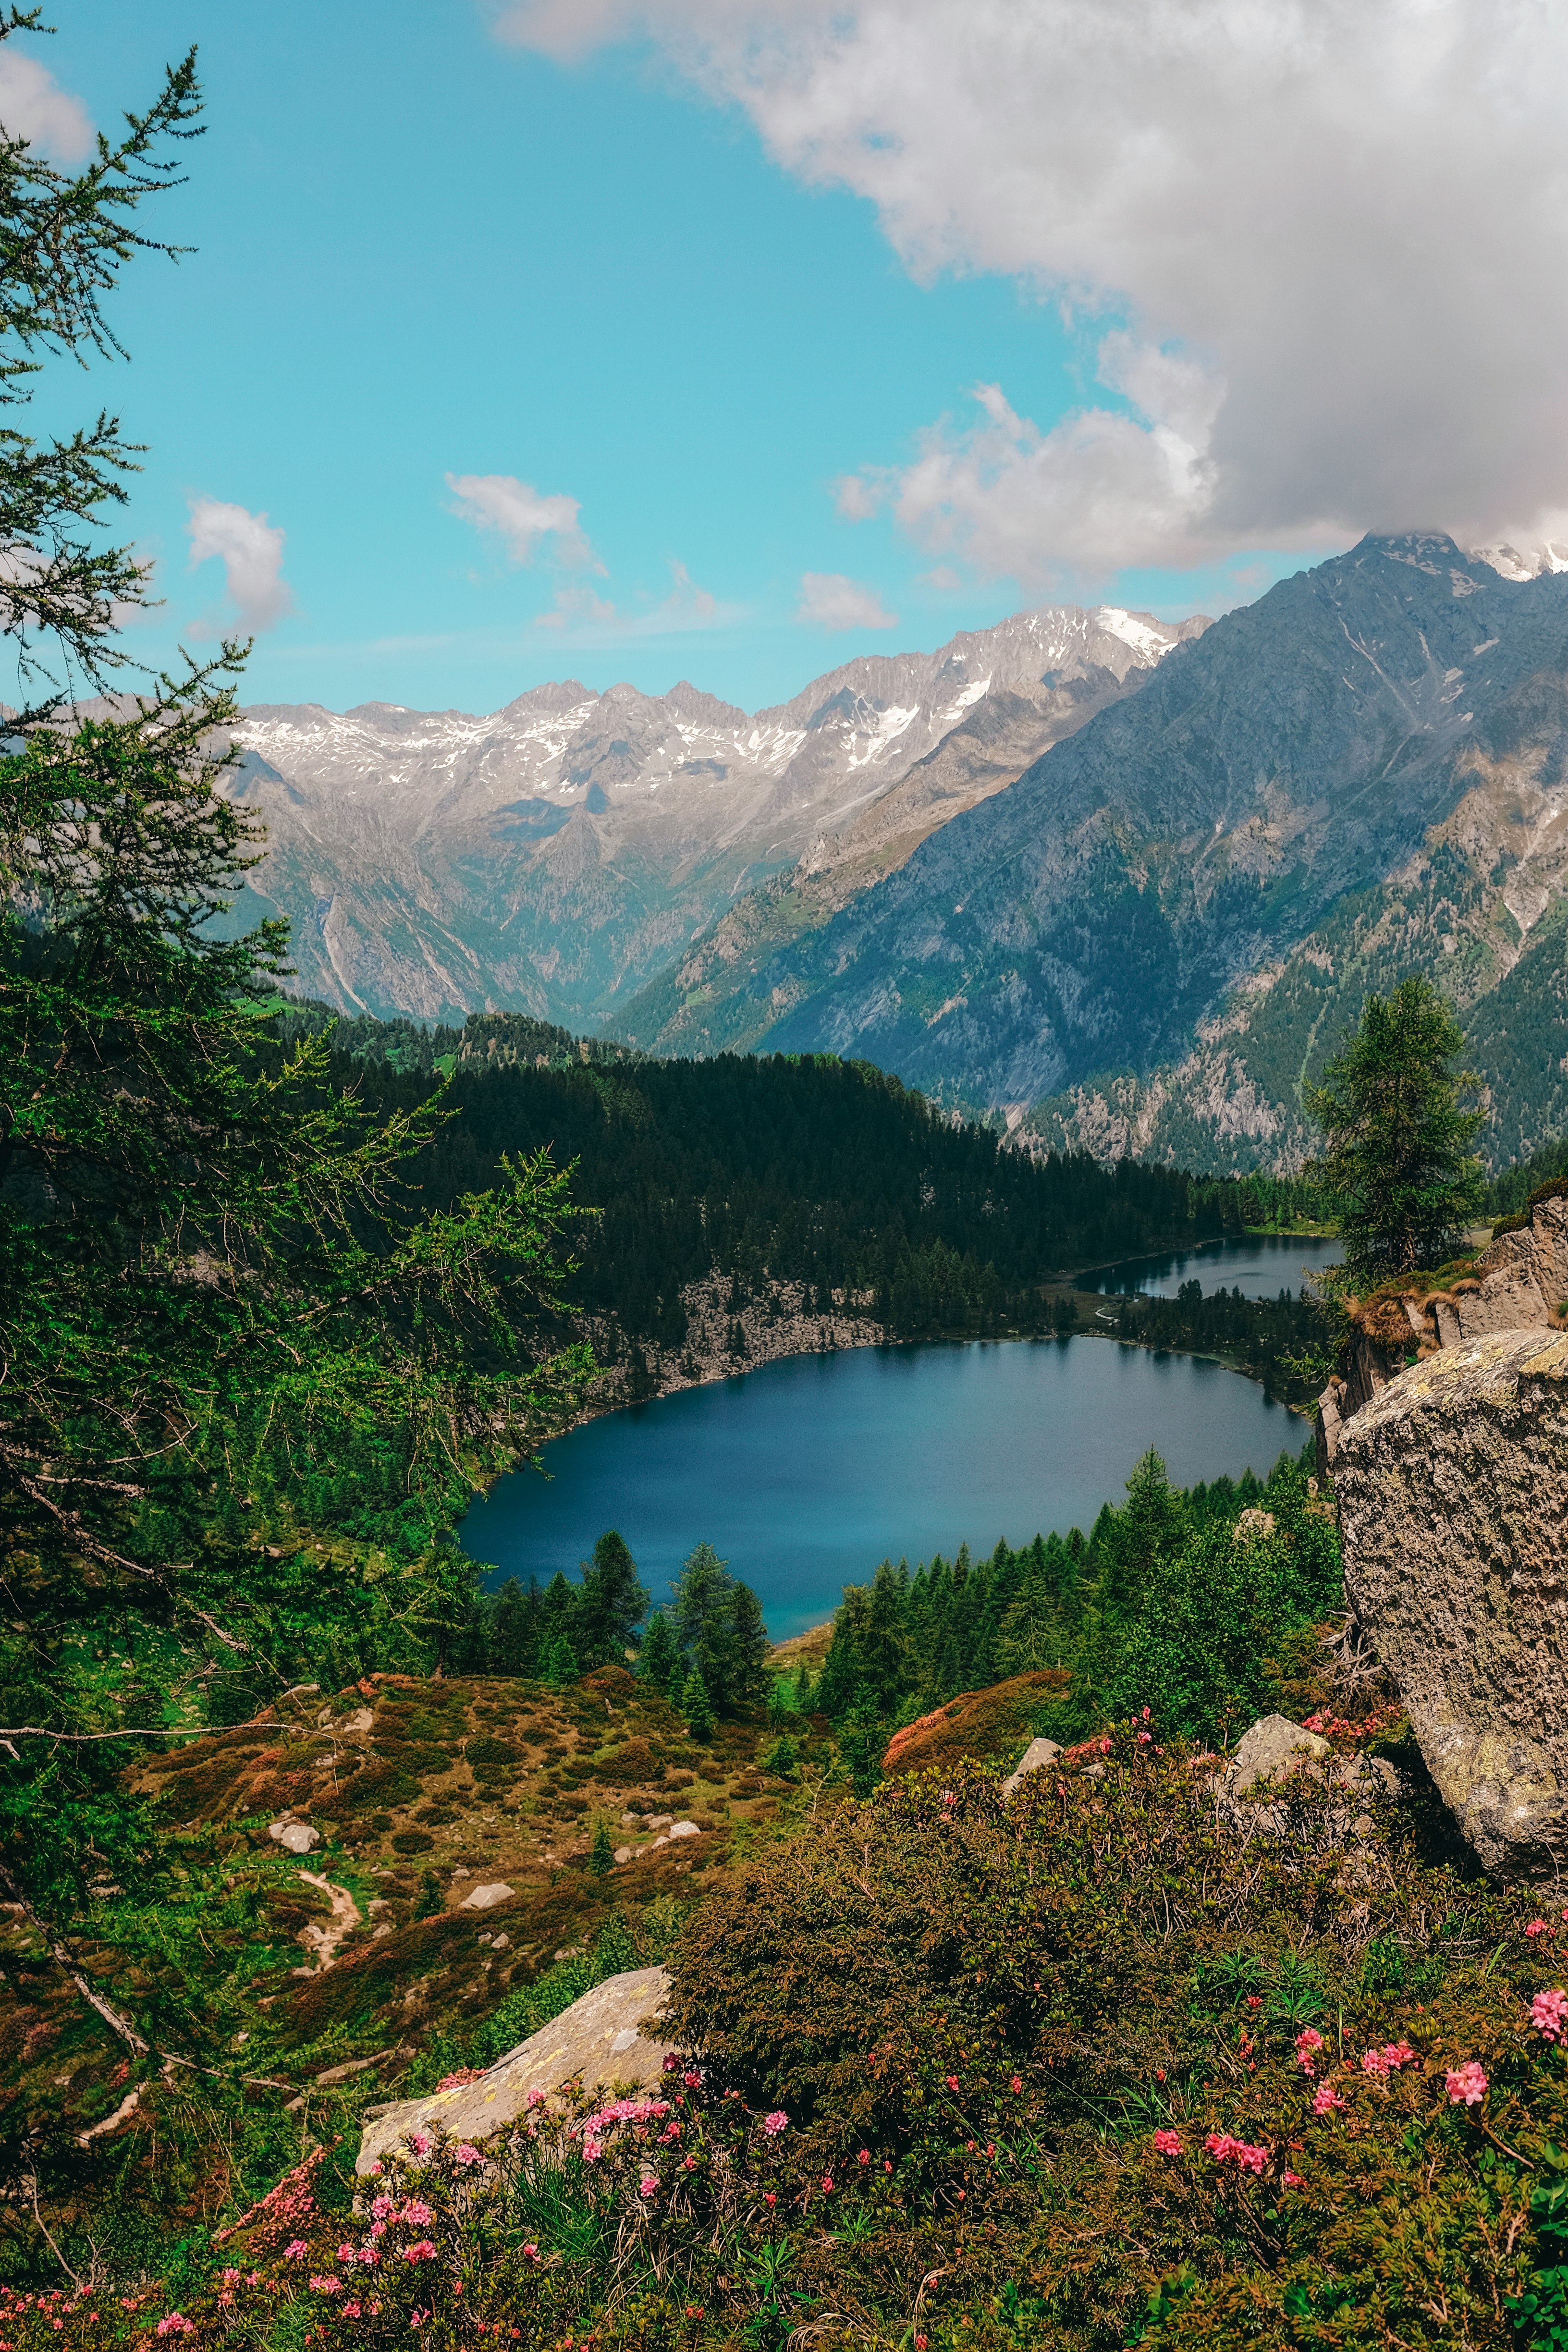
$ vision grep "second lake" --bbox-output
[461,1334,1301,1641]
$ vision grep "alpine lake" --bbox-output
[462,1233,1345,1640]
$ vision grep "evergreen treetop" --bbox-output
[1306,974,1484,1281]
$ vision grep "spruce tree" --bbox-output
[544,1632,580,1689]
[1306,975,1484,1280]
[681,1668,715,1742]
[576,1530,649,1668]
[588,1818,613,1878]
[639,1608,679,1694]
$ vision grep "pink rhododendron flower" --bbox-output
[682,2070,703,2088]
[1446,2061,1488,2106]
[762,2111,788,2135]
[343,2303,362,2320]
[402,2242,437,2264]
[283,2242,308,2261]
[1152,2129,1183,2156]
[1294,2027,1325,2074]
[638,2178,657,2198]
[400,2202,433,2227]
[308,2278,343,2295]
[1311,2084,1346,2116]
[370,2194,394,2221]
[453,2144,484,2167]
[410,2132,432,2157]
[858,2149,870,2165]
[1204,2132,1268,2172]
[945,2076,960,2091]
[154,2318,193,2338]
[1533,1989,1568,2042]
[1010,2076,1022,2094]
[525,2088,546,2108]
[336,2246,355,2264]
[1528,1921,1550,1937]
[1282,2170,1304,2186]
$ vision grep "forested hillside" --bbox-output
[286,1002,1323,1353]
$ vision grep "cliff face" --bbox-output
[1319,1188,1568,1462]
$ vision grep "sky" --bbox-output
[20,0,1566,718]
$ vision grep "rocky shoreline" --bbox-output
[566,1272,885,1430]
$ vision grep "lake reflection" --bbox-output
[461,1335,1299,1640]
[1084,1232,1342,1300]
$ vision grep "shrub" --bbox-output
[390,1829,434,1854]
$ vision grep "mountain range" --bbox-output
[222,605,1201,1028]
[226,536,1568,1174]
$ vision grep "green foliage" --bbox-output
[49,1739,1568,2352]
[666,1543,769,1716]
[412,1870,442,1921]
[0,13,202,712]
[306,1013,1311,1348]
[588,1817,614,1878]
[1307,974,1485,1281]
[810,1442,1335,1752]
[681,1669,715,1743]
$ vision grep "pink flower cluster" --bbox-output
[762,2111,789,2136]
[1204,2132,1268,2173]
[573,2094,671,2162]
[1533,1988,1568,2042]
[1360,2041,1416,2075]
[1152,2129,1183,2156]
[1446,2061,1488,2107]
[1311,2084,1345,2117]
[1294,2027,1325,2075]
[154,2318,193,2339]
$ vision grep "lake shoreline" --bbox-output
[548,1232,1331,1445]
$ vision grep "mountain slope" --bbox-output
[217,607,1202,1025]
[638,536,1568,1168]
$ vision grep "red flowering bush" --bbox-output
[12,1723,1568,2352]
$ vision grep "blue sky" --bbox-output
[39,3,1342,715]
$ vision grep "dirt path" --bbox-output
[295,1870,361,1972]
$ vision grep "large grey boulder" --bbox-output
[1003,1737,1062,1796]
[1226,1714,1330,1792]
[356,1965,672,2176]
[1334,1328,1568,1877]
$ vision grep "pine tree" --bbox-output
[640,1608,680,1694]
[588,1818,614,1877]
[681,1668,715,1741]
[576,1530,649,1668]
[413,1870,443,1921]
[1306,974,1484,1281]
[544,1632,580,1688]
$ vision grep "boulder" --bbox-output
[1226,1714,1329,1793]
[356,1964,672,2175]
[459,1881,514,1911]
[268,1818,319,1855]
[1002,1736,1062,1796]
[667,1820,700,1840]
[1333,1328,1568,1877]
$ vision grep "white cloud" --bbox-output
[796,570,897,629]
[534,559,735,637]
[446,472,602,570]
[495,0,1568,568]
[186,497,294,632]
[0,49,92,162]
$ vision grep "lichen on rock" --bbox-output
[1333,1326,1568,1878]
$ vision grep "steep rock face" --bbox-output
[1319,1191,1568,1463]
[648,536,1568,1163]
[1334,1329,1568,1877]
[220,608,1199,1027]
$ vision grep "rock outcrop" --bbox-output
[1332,1328,1568,1878]
[1002,1737,1062,1796]
[357,1965,673,2176]
[1320,1188,1568,1465]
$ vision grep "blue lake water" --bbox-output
[460,1335,1301,1641]
[1084,1232,1342,1299]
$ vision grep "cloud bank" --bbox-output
[446,472,602,570]
[0,49,92,162]
[496,0,1568,577]
[186,497,294,632]
[796,570,896,629]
